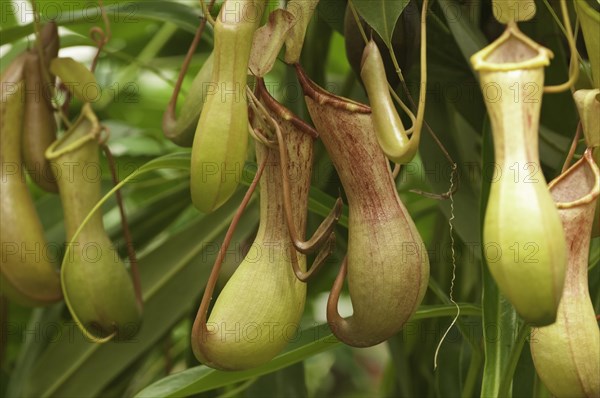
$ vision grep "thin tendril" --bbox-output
[543,0,579,93]
[31,1,49,93]
[348,0,369,44]
[434,163,459,369]
[166,0,216,122]
[90,0,111,73]
[562,122,582,173]
[101,142,143,309]
[200,0,216,26]
[392,163,401,179]
[193,155,268,338]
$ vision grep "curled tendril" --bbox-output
[90,27,107,47]
[89,0,111,72]
[90,27,107,72]
[97,124,111,146]
[101,143,143,309]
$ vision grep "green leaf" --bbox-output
[479,118,519,397]
[135,304,481,398]
[437,0,488,65]
[316,0,348,34]
[420,97,482,245]
[589,237,600,270]
[4,306,64,398]
[242,361,307,397]
[132,152,192,173]
[109,182,191,256]
[135,324,337,398]
[22,194,256,398]
[351,0,410,48]
[523,3,578,142]
[497,323,530,397]
[575,0,600,88]
[0,2,204,45]
[20,151,254,396]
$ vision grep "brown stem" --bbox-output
[101,143,143,309]
[90,0,111,73]
[246,82,338,281]
[164,0,216,131]
[30,2,69,128]
[562,122,582,173]
[31,4,52,104]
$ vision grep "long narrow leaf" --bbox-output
[479,119,519,397]
[0,2,206,45]
[136,304,481,398]
[20,152,257,397]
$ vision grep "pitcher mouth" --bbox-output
[45,103,101,160]
[471,22,553,72]
[550,149,600,208]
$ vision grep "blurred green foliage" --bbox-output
[1,1,598,397]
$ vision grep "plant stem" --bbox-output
[102,144,143,309]
[498,323,531,397]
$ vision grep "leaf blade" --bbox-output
[351,0,410,47]
[479,118,519,397]
[135,304,481,398]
